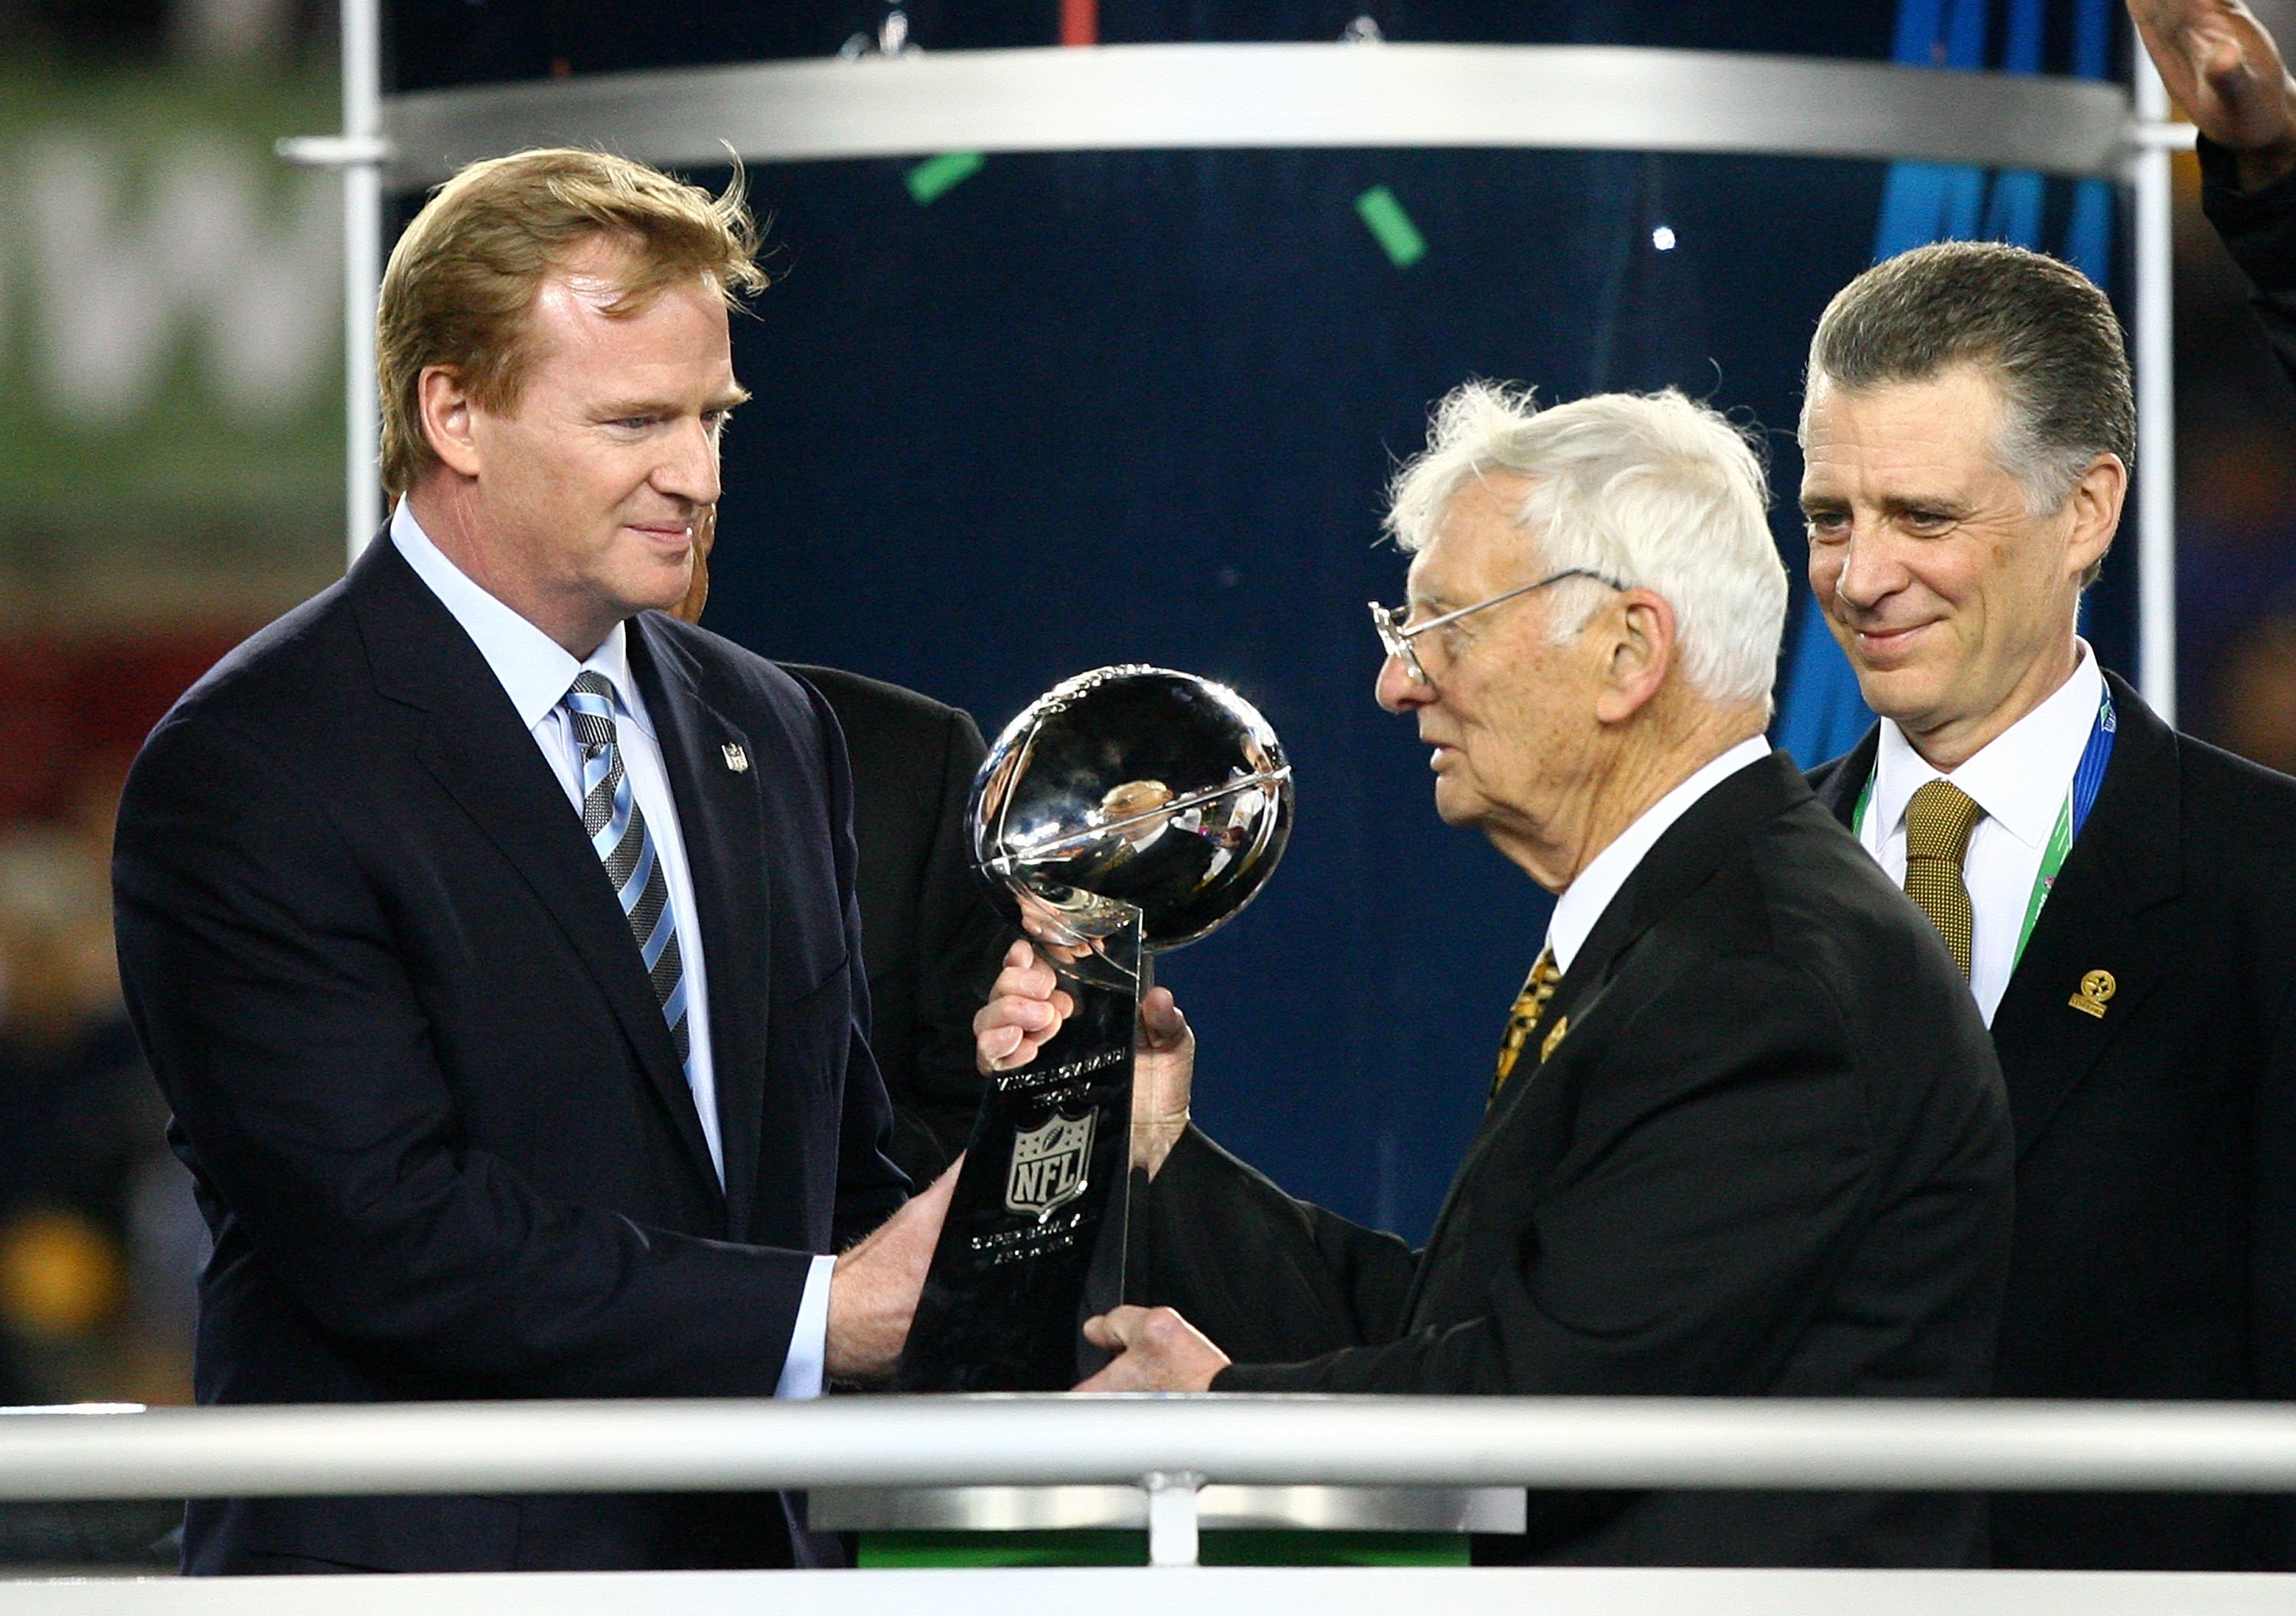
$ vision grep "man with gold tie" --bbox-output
[977,383,2015,1566]
[1799,240,2296,1569]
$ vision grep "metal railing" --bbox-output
[5,1396,2296,1569]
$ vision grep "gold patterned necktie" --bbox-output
[1903,778,1985,979]
[1492,946,1561,1102]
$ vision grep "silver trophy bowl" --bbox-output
[970,665,1293,968]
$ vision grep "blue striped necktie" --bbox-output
[563,672,690,1071]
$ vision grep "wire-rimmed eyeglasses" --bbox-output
[1368,568,1629,686]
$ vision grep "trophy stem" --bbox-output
[1123,948,1156,1317]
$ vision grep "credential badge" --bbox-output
[1005,1112,1094,1218]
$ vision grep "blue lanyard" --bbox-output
[2066,683,2117,839]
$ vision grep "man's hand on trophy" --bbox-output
[824,1157,961,1385]
[975,940,1198,1178]
[974,940,1076,1073]
[1073,1305,1231,1392]
[1012,896,1097,969]
[2131,0,2296,188]
[1132,986,1194,1179]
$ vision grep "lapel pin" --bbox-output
[2068,969,2115,1020]
[1540,1015,1570,1064]
[721,742,749,774]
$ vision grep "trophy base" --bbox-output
[894,913,1143,1392]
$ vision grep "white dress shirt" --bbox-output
[1546,735,1774,973]
[391,502,833,1398]
[1858,639,2105,1027]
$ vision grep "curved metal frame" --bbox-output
[381,44,2134,186]
[292,32,2187,807]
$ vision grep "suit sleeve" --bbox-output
[114,711,818,1398]
[804,684,912,1246]
[897,705,1013,1168]
[1137,1126,1420,1365]
[2199,134,2296,395]
[1215,956,1877,1395]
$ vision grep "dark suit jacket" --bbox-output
[112,536,907,1575]
[1141,752,2014,1567]
[1811,671,2296,1569]
[2200,134,2296,393]
[780,666,1010,1186]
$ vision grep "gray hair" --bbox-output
[1802,242,2134,545]
[1385,383,1789,709]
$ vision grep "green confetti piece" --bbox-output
[907,152,985,205]
[1354,184,1426,269]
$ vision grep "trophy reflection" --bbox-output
[894,665,1293,1391]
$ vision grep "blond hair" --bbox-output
[377,147,766,496]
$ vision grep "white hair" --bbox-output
[1385,383,1788,709]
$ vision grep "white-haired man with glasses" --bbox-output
[977,383,2015,1568]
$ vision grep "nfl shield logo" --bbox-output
[1005,1113,1094,1217]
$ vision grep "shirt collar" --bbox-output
[390,500,647,737]
[1873,638,2103,852]
[1545,735,1773,973]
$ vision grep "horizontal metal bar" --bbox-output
[382,43,2135,190]
[276,133,395,168]
[2131,119,2200,151]
[8,1396,2296,1501]
[4,1567,2294,1616]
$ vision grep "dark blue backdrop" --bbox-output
[390,0,2135,1240]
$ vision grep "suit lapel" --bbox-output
[1565,751,1808,1011]
[351,541,726,1207]
[1412,753,1806,1293]
[1988,672,2181,1158]
[628,617,773,1240]
[1807,725,1881,829]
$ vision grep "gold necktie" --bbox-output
[1903,778,1985,979]
[1492,946,1561,1101]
